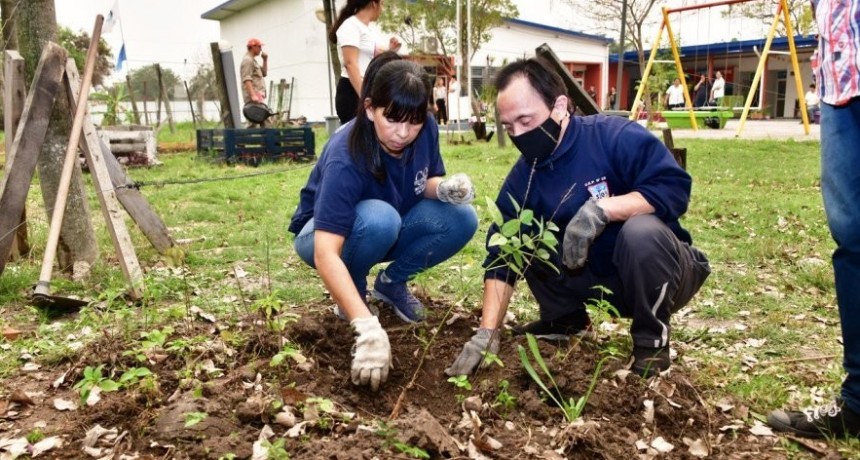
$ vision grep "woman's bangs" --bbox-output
[382,90,427,124]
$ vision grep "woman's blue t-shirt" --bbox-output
[289,113,445,237]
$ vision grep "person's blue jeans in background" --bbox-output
[820,99,860,413]
[294,199,478,295]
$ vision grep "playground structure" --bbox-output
[629,0,811,136]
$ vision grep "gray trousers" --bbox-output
[524,215,710,348]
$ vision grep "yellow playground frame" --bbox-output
[628,0,811,136]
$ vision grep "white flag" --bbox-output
[104,0,120,34]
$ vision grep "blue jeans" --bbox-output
[820,99,860,412]
[294,199,478,294]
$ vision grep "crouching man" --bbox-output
[446,58,711,378]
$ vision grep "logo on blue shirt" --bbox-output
[414,167,428,195]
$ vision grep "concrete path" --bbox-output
[654,119,820,142]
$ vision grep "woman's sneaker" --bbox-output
[768,398,860,439]
[371,272,424,323]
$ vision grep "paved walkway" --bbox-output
[654,119,820,142]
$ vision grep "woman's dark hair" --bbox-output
[328,0,379,44]
[494,58,570,111]
[349,53,430,181]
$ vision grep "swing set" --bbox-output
[629,0,811,136]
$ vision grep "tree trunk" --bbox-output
[17,0,98,277]
[323,0,340,79]
[0,0,17,50]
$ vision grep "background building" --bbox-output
[201,0,611,122]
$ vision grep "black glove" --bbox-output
[445,328,500,376]
[562,199,609,270]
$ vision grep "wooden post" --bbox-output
[142,81,150,125]
[0,43,67,274]
[210,42,234,128]
[155,65,163,127]
[3,50,29,258]
[662,128,687,170]
[277,78,286,113]
[65,58,144,298]
[184,80,196,128]
[125,74,141,125]
[155,64,174,133]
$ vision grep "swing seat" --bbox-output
[661,110,733,129]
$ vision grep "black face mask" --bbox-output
[510,116,561,165]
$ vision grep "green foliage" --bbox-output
[481,351,504,368]
[375,422,430,459]
[270,342,303,368]
[254,294,299,332]
[260,438,290,460]
[73,365,121,404]
[447,374,472,391]
[183,411,208,427]
[377,0,518,59]
[518,334,608,422]
[25,428,44,444]
[58,26,113,87]
[493,379,517,414]
[585,285,620,332]
[125,64,181,99]
[486,194,560,276]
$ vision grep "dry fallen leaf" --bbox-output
[749,422,775,436]
[30,436,64,457]
[651,436,675,453]
[53,398,78,411]
[684,437,709,457]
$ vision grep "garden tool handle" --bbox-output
[37,15,103,286]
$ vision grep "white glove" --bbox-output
[350,316,391,391]
[437,173,475,204]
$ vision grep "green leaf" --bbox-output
[500,219,520,237]
[522,234,535,250]
[520,209,534,225]
[184,411,208,427]
[98,380,121,392]
[546,221,560,232]
[485,197,504,226]
[536,248,551,260]
[517,343,564,410]
[507,193,522,213]
[488,233,508,247]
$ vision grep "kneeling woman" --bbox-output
[288,53,478,391]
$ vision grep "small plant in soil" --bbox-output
[269,342,303,368]
[183,411,208,428]
[260,438,290,459]
[74,365,121,404]
[375,422,431,459]
[518,333,609,422]
[481,350,504,368]
[493,379,517,415]
[485,195,560,276]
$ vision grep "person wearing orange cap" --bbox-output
[241,37,269,127]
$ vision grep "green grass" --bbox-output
[1,128,855,455]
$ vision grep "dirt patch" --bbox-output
[0,297,835,458]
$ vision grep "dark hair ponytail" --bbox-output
[328,0,378,44]
[348,52,430,182]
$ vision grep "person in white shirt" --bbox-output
[665,78,685,109]
[433,78,451,125]
[329,0,401,123]
[710,71,725,106]
[804,83,820,124]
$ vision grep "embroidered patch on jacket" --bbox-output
[414,167,428,195]
[586,180,610,200]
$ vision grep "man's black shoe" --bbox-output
[512,313,591,341]
[768,398,860,439]
[631,346,670,377]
